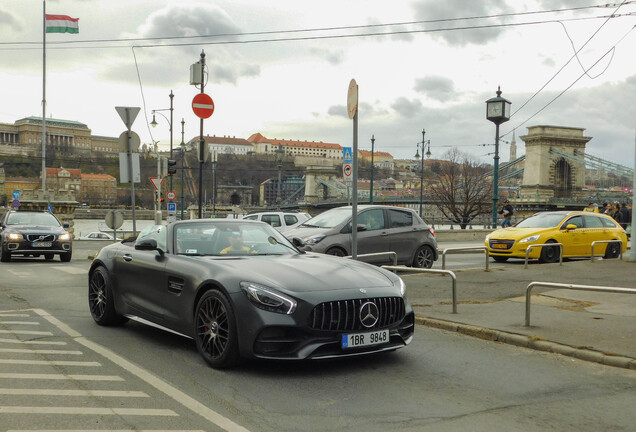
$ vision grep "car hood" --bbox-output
[284,226,332,240]
[5,225,65,233]
[488,227,555,240]
[205,254,396,293]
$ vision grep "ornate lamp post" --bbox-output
[486,86,511,228]
[415,129,431,218]
[150,90,174,191]
[179,118,185,220]
[370,135,375,204]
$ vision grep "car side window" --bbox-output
[284,215,298,225]
[136,225,167,251]
[358,209,385,231]
[262,215,281,227]
[601,217,619,228]
[562,216,583,229]
[584,215,604,228]
[388,209,412,228]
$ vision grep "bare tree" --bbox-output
[428,148,492,229]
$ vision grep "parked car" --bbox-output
[0,210,73,262]
[284,205,438,268]
[88,220,414,368]
[241,211,311,232]
[485,210,627,263]
[78,232,119,241]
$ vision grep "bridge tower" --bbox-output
[304,165,343,203]
[519,125,591,200]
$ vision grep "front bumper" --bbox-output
[5,239,72,255]
[486,239,542,259]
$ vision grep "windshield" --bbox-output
[6,212,61,227]
[516,213,566,228]
[175,222,298,256]
[302,208,351,228]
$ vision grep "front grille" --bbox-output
[26,234,56,242]
[309,297,405,331]
[489,239,515,250]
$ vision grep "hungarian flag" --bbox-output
[45,14,79,34]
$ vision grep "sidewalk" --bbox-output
[403,256,636,369]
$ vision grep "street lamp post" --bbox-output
[275,144,284,210]
[415,129,431,218]
[179,118,185,220]
[150,90,174,190]
[486,86,512,228]
[370,135,375,204]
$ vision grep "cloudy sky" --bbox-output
[1,0,635,167]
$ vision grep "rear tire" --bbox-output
[492,256,509,263]
[604,241,621,259]
[539,240,559,263]
[413,245,434,268]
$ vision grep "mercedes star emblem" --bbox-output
[359,301,379,328]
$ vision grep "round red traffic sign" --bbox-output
[343,163,352,177]
[167,191,176,200]
[192,93,215,119]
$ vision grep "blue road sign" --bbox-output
[343,147,353,163]
[12,199,20,208]
[12,190,21,200]
[47,204,53,212]
[167,202,177,212]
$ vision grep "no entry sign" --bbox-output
[192,93,215,119]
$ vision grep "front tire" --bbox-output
[539,240,559,263]
[60,252,72,262]
[413,245,435,268]
[1,246,11,263]
[326,247,346,257]
[88,266,128,326]
[194,289,240,368]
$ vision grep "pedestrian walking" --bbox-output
[499,199,514,228]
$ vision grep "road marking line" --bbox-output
[0,406,178,416]
[3,269,23,276]
[0,359,100,366]
[0,373,123,381]
[7,430,206,432]
[52,266,87,275]
[0,348,82,355]
[0,321,40,325]
[33,309,252,432]
[0,389,148,397]
[0,338,66,345]
[0,314,30,317]
[0,330,53,336]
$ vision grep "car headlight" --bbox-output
[485,234,491,241]
[240,282,297,315]
[519,234,540,243]
[58,233,71,241]
[7,233,23,241]
[304,234,326,245]
[398,277,406,297]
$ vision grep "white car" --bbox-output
[242,211,311,232]
[78,232,119,241]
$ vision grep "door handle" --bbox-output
[123,254,133,262]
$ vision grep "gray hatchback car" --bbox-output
[285,205,438,268]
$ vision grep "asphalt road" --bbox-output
[0,242,634,431]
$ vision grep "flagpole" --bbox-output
[42,0,47,200]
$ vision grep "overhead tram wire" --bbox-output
[1,9,634,50]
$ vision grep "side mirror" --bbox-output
[356,224,367,232]
[564,224,578,231]
[63,222,70,228]
[292,237,305,247]
[135,238,164,255]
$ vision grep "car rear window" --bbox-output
[388,209,412,228]
[601,217,619,228]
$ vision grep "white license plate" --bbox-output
[32,242,52,247]
[341,329,389,349]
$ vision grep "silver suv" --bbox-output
[285,205,438,268]
[242,211,311,233]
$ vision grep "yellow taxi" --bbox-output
[485,211,627,263]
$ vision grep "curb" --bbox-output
[415,316,636,370]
